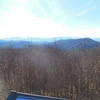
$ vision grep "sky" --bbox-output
[0,0,100,39]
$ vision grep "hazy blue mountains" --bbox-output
[0,37,100,50]
[52,38,100,50]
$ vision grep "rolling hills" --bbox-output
[0,37,100,50]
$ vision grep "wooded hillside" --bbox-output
[0,46,100,100]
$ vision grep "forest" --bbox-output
[0,45,100,100]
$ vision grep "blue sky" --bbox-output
[0,0,100,38]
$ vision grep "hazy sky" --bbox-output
[0,0,100,38]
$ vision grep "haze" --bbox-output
[0,0,100,38]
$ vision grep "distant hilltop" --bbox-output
[0,37,100,50]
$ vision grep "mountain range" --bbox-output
[0,37,100,50]
[51,38,100,50]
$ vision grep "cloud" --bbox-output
[0,6,71,38]
[0,0,72,38]
[76,7,95,16]
[0,7,100,38]
[0,0,100,38]
[86,0,94,7]
[76,0,96,17]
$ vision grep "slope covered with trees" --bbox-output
[0,45,100,100]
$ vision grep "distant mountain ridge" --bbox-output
[0,40,32,48]
[52,38,100,50]
[0,37,100,50]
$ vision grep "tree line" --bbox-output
[0,46,100,100]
